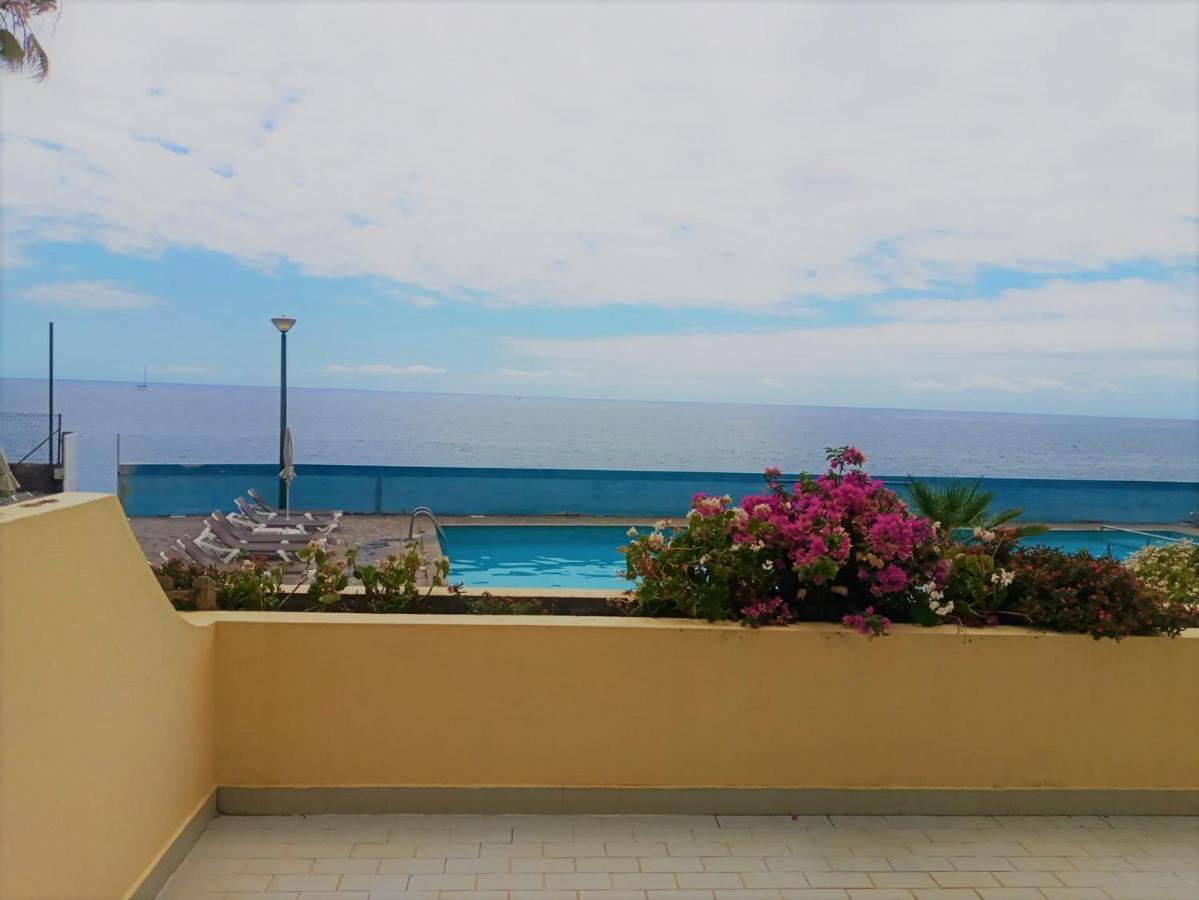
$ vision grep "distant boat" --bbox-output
[135,366,154,391]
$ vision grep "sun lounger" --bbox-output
[232,498,337,533]
[247,488,342,522]
[206,512,319,551]
[178,536,240,566]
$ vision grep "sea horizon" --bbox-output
[4,375,1196,424]
[3,376,1197,493]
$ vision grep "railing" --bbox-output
[1099,524,1187,544]
[408,506,448,548]
[0,412,62,465]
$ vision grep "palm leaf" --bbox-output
[0,29,24,69]
[24,31,46,79]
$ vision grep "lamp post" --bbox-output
[271,316,296,507]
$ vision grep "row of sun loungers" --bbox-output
[166,490,344,569]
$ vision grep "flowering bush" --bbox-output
[622,447,945,626]
[1008,546,1198,639]
[219,556,288,611]
[1124,540,1199,609]
[930,527,1020,627]
[347,542,450,614]
[152,538,450,613]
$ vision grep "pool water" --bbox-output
[1020,530,1191,559]
[443,526,638,589]
[442,526,1193,589]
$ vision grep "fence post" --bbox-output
[194,575,217,611]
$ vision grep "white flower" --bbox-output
[699,554,711,565]
[653,519,669,531]
[930,599,955,617]
[721,494,732,503]
[626,527,639,538]
[750,541,765,552]
[647,532,665,549]
[762,561,774,572]
[991,568,1014,586]
[972,527,997,542]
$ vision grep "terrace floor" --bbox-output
[157,814,1198,900]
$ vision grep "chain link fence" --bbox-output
[0,412,62,465]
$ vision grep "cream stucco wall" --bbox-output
[210,613,1199,791]
[0,495,216,900]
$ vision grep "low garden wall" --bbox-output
[209,613,1199,802]
[117,461,1199,522]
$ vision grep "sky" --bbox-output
[0,1,1196,418]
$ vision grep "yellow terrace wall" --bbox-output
[213,613,1199,792]
[0,495,216,900]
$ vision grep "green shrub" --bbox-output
[463,592,543,615]
[1124,540,1199,609]
[1008,546,1197,640]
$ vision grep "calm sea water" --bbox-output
[2,378,1196,493]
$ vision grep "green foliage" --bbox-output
[621,517,774,622]
[905,477,1047,540]
[1,1,56,80]
[346,542,450,614]
[463,592,543,615]
[1008,545,1198,640]
[1124,540,1199,609]
[932,531,1019,627]
[151,539,450,614]
[296,541,350,610]
[217,558,287,611]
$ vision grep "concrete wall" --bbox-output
[210,614,1199,793]
[118,462,1199,522]
[0,494,216,900]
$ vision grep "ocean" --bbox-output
[1,377,1196,493]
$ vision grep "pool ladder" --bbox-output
[408,506,448,549]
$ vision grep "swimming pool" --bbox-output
[443,526,638,589]
[442,526,1194,589]
[1021,529,1191,559]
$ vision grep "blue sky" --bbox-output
[1,2,1196,418]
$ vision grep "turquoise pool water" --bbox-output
[1021,529,1191,559]
[444,526,637,588]
[443,526,1193,589]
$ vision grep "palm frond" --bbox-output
[24,30,45,79]
[0,28,24,69]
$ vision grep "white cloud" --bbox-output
[901,376,1082,394]
[1,1,1194,311]
[326,363,446,375]
[20,279,162,309]
[504,278,1197,403]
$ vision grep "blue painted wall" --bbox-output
[117,463,1199,523]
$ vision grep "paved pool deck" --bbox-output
[157,813,1198,899]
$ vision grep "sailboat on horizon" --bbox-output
[135,366,154,391]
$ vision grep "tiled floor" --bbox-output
[158,814,1199,900]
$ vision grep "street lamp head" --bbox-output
[271,316,297,334]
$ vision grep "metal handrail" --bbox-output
[408,506,448,547]
[1098,525,1185,544]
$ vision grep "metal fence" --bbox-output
[0,412,62,465]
